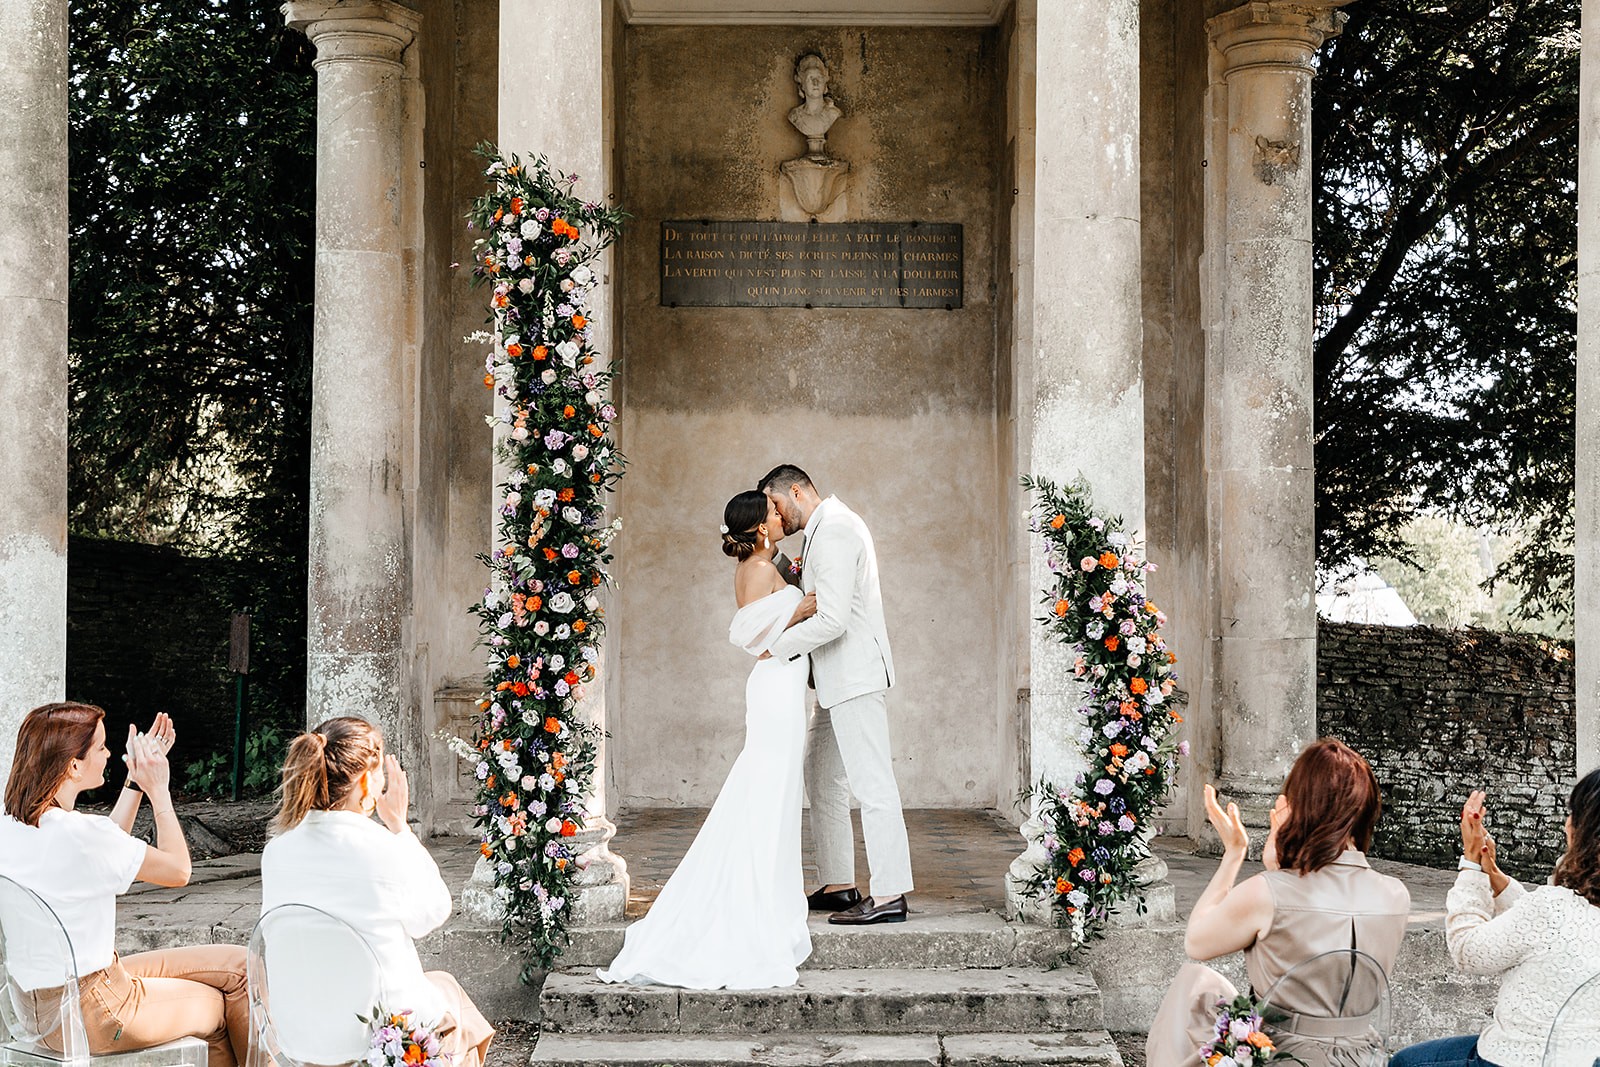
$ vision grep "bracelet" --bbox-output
[1458,856,1483,872]
[151,807,175,818]
[122,781,142,794]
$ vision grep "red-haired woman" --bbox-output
[1388,770,1600,1067]
[0,703,250,1066]
[260,717,494,1067]
[1146,738,1410,1067]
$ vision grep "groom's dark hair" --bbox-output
[757,464,813,495]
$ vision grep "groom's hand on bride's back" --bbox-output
[797,593,817,620]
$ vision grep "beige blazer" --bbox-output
[768,496,895,707]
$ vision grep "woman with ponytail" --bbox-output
[259,717,494,1067]
[0,703,250,1066]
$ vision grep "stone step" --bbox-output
[539,965,1104,1035]
[530,1030,1123,1067]
[560,910,1078,970]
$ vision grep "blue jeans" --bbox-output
[1389,1035,1504,1067]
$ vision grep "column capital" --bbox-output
[1207,2,1350,73]
[283,0,419,63]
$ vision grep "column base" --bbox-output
[1004,819,1177,927]
[459,816,631,926]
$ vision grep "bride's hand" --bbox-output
[786,592,817,629]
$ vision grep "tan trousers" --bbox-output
[75,947,251,1067]
[424,971,494,1067]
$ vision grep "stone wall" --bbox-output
[1317,620,1577,877]
[65,536,235,782]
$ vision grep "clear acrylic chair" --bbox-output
[1258,947,1393,1067]
[0,875,206,1067]
[1542,969,1600,1067]
[246,905,385,1067]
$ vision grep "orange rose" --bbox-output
[563,405,576,418]
[1055,877,1070,894]
[588,424,603,438]
[532,345,548,361]
[1099,551,1119,569]
[572,314,586,329]
[509,197,523,214]
[1246,1033,1274,1051]
[573,619,587,633]
[1130,677,1148,695]
[558,488,575,502]
[1053,599,1070,617]
[1104,635,1120,652]
[483,374,494,389]
[543,548,560,561]
[1067,847,1085,866]
[568,570,582,584]
[527,595,542,611]
[1110,743,1128,758]
[480,842,492,857]
[506,655,520,669]
[560,820,577,837]
[544,717,560,733]
[506,343,523,359]
[1050,514,1065,529]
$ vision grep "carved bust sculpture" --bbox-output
[787,53,842,160]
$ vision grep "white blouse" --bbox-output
[1446,869,1600,1067]
[260,811,454,1024]
[0,809,146,989]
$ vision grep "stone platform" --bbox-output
[112,808,1499,1065]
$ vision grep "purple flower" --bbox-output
[1097,820,1115,836]
[1079,868,1097,881]
[1093,778,1115,796]
[561,543,579,559]
[1178,740,1191,757]
[1117,814,1136,832]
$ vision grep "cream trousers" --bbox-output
[805,690,914,899]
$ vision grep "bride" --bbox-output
[597,490,816,989]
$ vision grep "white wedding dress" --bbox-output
[597,584,813,989]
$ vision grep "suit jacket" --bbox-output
[768,496,895,707]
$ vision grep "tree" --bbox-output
[1313,0,1578,619]
[68,0,315,752]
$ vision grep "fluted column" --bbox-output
[1577,0,1600,777]
[1006,0,1154,922]
[0,0,68,783]
[1204,1,1347,818]
[284,0,420,753]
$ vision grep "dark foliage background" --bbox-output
[1313,0,1578,618]
[67,0,315,784]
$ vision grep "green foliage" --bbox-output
[68,0,315,731]
[1314,0,1577,620]
[183,720,291,797]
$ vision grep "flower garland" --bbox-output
[459,147,627,978]
[1018,475,1186,945]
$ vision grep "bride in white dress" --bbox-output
[597,490,816,989]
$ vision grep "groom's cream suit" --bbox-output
[768,496,913,899]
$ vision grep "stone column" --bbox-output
[1006,0,1168,923]
[470,0,626,925]
[283,0,420,753]
[1204,2,1346,820]
[1578,0,1600,778]
[0,0,69,783]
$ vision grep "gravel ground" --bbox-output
[485,1020,539,1067]
[1114,1031,1147,1067]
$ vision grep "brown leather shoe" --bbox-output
[827,894,908,925]
[807,886,862,912]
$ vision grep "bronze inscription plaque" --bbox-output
[660,220,963,309]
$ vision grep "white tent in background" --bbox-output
[1316,568,1418,627]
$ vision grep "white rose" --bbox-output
[554,624,571,640]
[505,491,521,507]
[555,340,580,367]
[533,621,550,635]
[517,277,535,293]
[571,444,589,461]
[550,655,566,671]
[533,488,557,508]
[552,459,569,475]
[520,775,536,790]
[545,817,563,833]
[585,594,600,611]
[560,278,574,292]
[511,426,528,441]
[550,592,576,613]
[541,369,557,384]
[539,773,556,791]
[572,265,593,286]
[562,506,582,524]
[520,220,539,238]
[585,390,600,406]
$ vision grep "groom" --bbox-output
[759,464,914,925]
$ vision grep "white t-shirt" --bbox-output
[0,809,147,990]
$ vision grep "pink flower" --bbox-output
[1080,557,1097,572]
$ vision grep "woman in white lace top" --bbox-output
[1389,769,1600,1067]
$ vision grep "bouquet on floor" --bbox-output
[360,1007,451,1067]
[1203,994,1289,1066]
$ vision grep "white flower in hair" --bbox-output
[719,524,729,534]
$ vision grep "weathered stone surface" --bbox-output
[0,0,69,784]
[1317,621,1577,876]
[541,966,1104,1035]
[531,1032,943,1067]
[942,1030,1122,1067]
[1580,0,1600,779]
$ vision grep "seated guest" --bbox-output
[0,703,250,1066]
[260,717,494,1067]
[1390,770,1600,1067]
[1146,738,1410,1067]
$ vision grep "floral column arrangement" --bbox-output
[1017,476,1186,947]
[458,148,627,977]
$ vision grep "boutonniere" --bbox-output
[789,556,803,578]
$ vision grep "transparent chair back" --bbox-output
[0,875,91,1067]
[1542,969,1600,1067]
[247,904,385,1067]
[1258,947,1393,1067]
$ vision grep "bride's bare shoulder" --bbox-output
[734,557,786,607]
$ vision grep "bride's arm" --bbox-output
[786,593,817,628]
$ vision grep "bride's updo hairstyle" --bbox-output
[272,716,383,835]
[721,490,769,561]
[1274,737,1383,875]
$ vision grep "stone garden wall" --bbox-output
[1317,620,1576,878]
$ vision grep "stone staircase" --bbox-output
[529,906,1123,1067]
